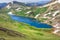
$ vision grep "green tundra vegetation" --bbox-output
[14,7,47,17]
[0,8,60,40]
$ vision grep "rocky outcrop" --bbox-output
[0,27,25,37]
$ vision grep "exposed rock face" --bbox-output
[52,16,60,35]
[0,27,25,37]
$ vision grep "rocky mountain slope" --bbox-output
[0,1,60,40]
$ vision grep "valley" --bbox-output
[0,0,60,40]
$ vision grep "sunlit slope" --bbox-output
[0,8,60,40]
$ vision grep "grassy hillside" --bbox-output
[0,8,60,40]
